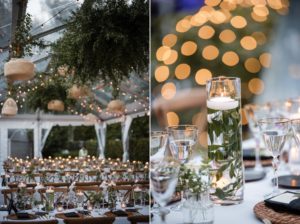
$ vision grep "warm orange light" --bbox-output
[220,1,237,11]
[176,19,191,33]
[219,29,236,43]
[252,32,267,45]
[259,53,272,68]
[222,51,239,66]
[181,41,198,56]
[202,45,219,60]
[248,78,264,95]
[205,0,221,6]
[251,12,267,22]
[251,0,267,6]
[162,34,178,47]
[156,46,171,61]
[253,5,269,17]
[245,58,261,73]
[161,82,176,100]
[240,36,257,51]
[195,68,212,85]
[210,10,226,24]
[198,25,215,39]
[190,12,208,26]
[155,66,169,83]
[163,50,178,65]
[167,112,179,126]
[267,0,283,10]
[230,16,247,29]
[175,64,191,80]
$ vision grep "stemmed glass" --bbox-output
[244,103,271,172]
[258,118,290,197]
[167,125,198,164]
[150,157,180,224]
[291,119,300,173]
[150,131,168,162]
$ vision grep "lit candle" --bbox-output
[18,182,26,188]
[121,202,126,208]
[57,205,63,212]
[207,96,239,111]
[46,187,54,193]
[87,205,93,211]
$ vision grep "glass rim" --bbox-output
[151,130,167,135]
[257,117,290,124]
[166,124,198,131]
[206,76,240,84]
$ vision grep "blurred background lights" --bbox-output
[163,50,178,65]
[245,57,261,73]
[175,64,191,80]
[156,46,171,61]
[167,111,180,126]
[195,69,212,85]
[240,36,257,50]
[176,18,191,33]
[248,78,265,94]
[161,82,176,99]
[259,53,272,68]
[198,25,215,39]
[155,66,169,82]
[202,45,219,60]
[181,41,198,56]
[222,51,239,66]
[162,34,178,47]
[230,16,247,29]
[219,29,236,43]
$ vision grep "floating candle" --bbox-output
[207,96,239,111]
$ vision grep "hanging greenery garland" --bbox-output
[51,0,149,88]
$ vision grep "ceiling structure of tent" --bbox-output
[0,0,149,121]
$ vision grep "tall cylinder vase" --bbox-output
[206,77,244,205]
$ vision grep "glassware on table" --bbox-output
[244,103,271,172]
[150,157,180,224]
[290,119,300,174]
[150,131,168,162]
[258,118,290,198]
[167,125,198,164]
[206,77,244,205]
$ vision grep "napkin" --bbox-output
[64,212,80,217]
[16,212,30,219]
[265,191,300,214]
[112,210,128,216]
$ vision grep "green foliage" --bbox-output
[51,0,149,87]
[11,13,45,58]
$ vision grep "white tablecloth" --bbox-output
[0,207,149,223]
[152,168,294,224]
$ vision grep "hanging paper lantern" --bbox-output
[1,98,18,116]
[67,85,89,99]
[47,100,65,112]
[84,113,99,125]
[107,100,125,114]
[4,58,34,81]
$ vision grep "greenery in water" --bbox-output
[207,106,243,200]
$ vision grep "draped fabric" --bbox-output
[95,123,107,159]
[122,116,133,162]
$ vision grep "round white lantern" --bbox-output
[107,100,125,114]
[68,85,88,99]
[84,113,99,125]
[47,100,65,112]
[4,58,35,81]
[1,98,18,116]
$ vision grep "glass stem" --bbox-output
[272,156,279,194]
[254,137,262,170]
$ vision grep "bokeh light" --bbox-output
[248,78,265,94]
[155,66,169,82]
[245,57,261,73]
[198,25,215,39]
[259,53,272,68]
[195,68,212,85]
[219,29,236,43]
[252,32,267,45]
[222,51,239,66]
[167,111,179,125]
[163,50,178,65]
[230,16,247,29]
[175,64,191,80]
[162,34,178,47]
[240,36,257,50]
[202,45,219,60]
[181,41,198,56]
[161,82,176,100]
[156,46,171,61]
[176,19,191,33]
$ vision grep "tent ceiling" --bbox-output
[0,0,149,121]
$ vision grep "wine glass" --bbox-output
[150,157,180,224]
[244,103,271,172]
[258,118,290,197]
[290,119,300,174]
[167,125,198,164]
[151,131,168,162]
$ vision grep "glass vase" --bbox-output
[45,191,54,212]
[206,77,244,205]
